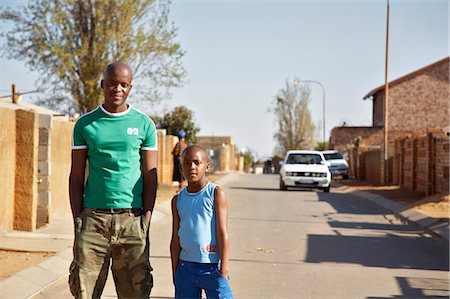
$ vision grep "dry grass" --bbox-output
[410,194,450,219]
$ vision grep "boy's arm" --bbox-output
[142,150,158,225]
[69,149,87,222]
[170,195,181,279]
[214,186,230,278]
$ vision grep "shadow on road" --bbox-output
[328,221,420,232]
[317,191,391,215]
[367,276,449,298]
[304,233,449,271]
[304,192,450,272]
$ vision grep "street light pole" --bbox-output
[384,0,390,184]
[294,79,326,143]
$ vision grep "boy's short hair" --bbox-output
[182,145,209,161]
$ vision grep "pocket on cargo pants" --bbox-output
[68,261,81,297]
[69,213,84,298]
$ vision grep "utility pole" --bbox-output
[384,0,390,184]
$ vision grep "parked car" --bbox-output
[279,150,331,192]
[321,150,349,179]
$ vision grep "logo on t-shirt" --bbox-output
[202,244,217,253]
[127,128,139,135]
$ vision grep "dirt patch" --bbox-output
[0,250,54,280]
[409,194,450,219]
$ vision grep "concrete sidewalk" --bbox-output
[0,176,448,299]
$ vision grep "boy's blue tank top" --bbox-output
[177,182,220,263]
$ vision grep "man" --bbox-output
[171,129,188,192]
[69,62,157,298]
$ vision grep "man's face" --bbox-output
[101,65,132,111]
[182,149,210,183]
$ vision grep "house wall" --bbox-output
[372,96,384,127]
[333,58,449,186]
[0,108,16,233]
[329,126,383,150]
[373,59,449,135]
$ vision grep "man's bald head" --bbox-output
[104,62,133,81]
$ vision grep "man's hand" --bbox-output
[144,210,152,226]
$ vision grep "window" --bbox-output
[323,152,343,160]
[287,154,323,165]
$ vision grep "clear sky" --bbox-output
[0,0,448,158]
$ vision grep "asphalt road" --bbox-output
[33,173,449,298]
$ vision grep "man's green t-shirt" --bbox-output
[72,105,157,208]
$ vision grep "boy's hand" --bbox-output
[220,267,229,279]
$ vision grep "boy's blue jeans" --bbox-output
[174,260,233,299]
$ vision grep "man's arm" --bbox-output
[142,150,158,225]
[214,186,230,278]
[69,149,87,221]
[170,195,181,279]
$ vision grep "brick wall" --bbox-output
[0,110,188,232]
[363,149,383,185]
[14,109,39,231]
[434,136,450,194]
[157,131,178,185]
[0,108,16,233]
[393,131,449,195]
[196,136,236,172]
[50,119,74,219]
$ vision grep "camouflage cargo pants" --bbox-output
[69,208,153,299]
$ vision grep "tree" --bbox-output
[271,78,316,155]
[0,0,185,113]
[155,106,200,144]
[314,141,329,151]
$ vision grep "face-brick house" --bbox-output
[329,57,449,184]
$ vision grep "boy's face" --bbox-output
[182,148,210,183]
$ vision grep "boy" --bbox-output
[170,145,233,299]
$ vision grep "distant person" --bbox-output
[172,130,188,192]
[69,62,157,298]
[170,145,233,299]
